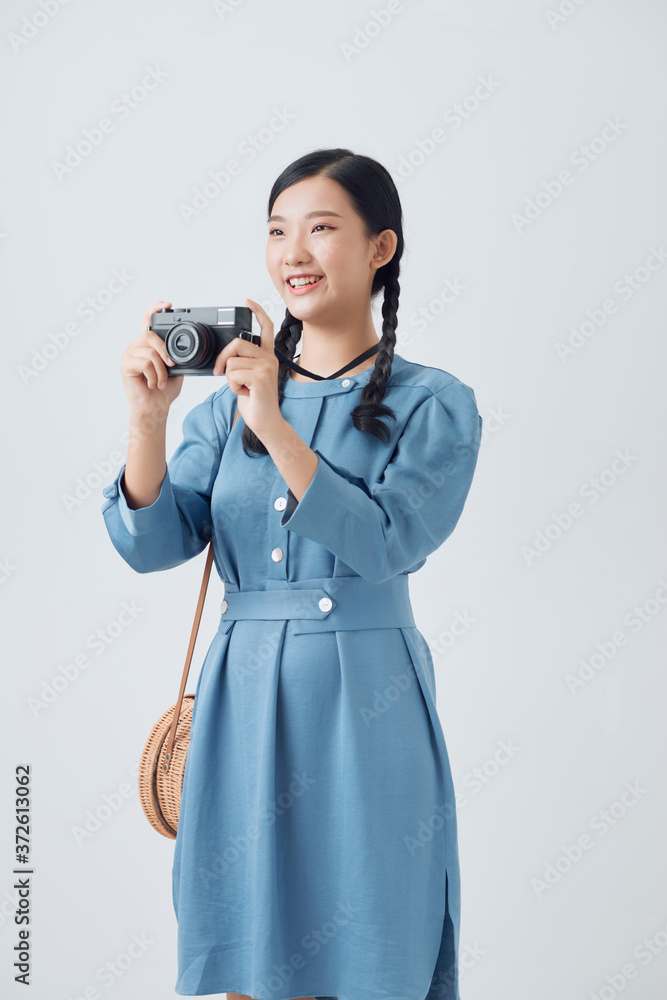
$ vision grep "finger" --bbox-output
[127,346,170,387]
[243,297,273,351]
[224,367,254,395]
[212,335,255,377]
[143,300,172,330]
[145,330,176,368]
[135,357,162,390]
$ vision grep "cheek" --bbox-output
[266,248,282,283]
[317,239,344,270]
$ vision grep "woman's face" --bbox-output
[266,174,377,327]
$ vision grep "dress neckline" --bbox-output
[281,356,396,398]
[288,359,377,384]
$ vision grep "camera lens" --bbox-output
[165,322,214,368]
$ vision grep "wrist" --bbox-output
[127,409,169,450]
[129,406,170,428]
[256,415,291,452]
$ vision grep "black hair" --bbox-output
[240,147,405,457]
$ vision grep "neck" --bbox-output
[289,315,380,381]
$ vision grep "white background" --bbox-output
[2,1,666,999]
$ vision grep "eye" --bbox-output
[267,224,333,237]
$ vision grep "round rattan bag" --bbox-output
[137,542,215,839]
[138,695,196,839]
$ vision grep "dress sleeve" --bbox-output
[280,379,483,583]
[100,390,225,574]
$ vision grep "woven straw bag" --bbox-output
[137,406,240,838]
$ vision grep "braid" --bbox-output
[241,310,303,457]
[241,267,399,456]
[349,262,399,443]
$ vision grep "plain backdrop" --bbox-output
[2,1,666,999]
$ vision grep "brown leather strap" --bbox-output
[163,403,241,771]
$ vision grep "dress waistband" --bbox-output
[219,575,416,635]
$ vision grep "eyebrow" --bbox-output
[267,210,343,224]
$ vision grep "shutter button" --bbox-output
[318,597,333,613]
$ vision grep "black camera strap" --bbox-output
[274,342,380,381]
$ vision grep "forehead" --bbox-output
[270,175,350,218]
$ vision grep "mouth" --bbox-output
[286,274,325,295]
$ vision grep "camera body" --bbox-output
[150,306,260,376]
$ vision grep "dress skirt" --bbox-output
[171,577,462,1000]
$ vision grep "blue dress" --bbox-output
[101,352,483,1000]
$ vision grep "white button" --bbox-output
[220,600,228,614]
[274,496,287,511]
[271,547,284,562]
[341,379,351,387]
[318,597,333,613]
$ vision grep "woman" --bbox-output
[101,147,483,1000]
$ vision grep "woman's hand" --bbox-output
[213,298,284,441]
[120,300,184,417]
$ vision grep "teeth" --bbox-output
[289,276,322,287]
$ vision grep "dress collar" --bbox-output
[281,358,380,398]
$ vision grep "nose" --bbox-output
[283,232,312,268]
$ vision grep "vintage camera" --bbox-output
[150,306,260,376]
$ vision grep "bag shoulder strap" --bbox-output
[163,402,240,770]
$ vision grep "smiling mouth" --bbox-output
[286,275,325,292]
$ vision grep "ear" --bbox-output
[372,229,397,269]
